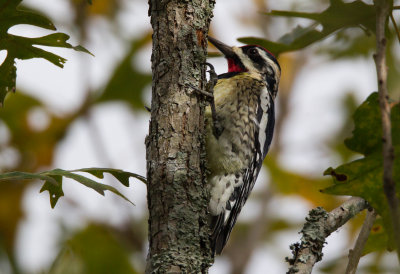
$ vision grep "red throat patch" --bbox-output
[227,58,246,73]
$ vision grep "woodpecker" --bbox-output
[205,37,281,254]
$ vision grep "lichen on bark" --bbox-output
[146,0,215,273]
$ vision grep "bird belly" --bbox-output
[205,74,262,215]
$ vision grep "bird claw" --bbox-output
[188,62,222,139]
[202,62,218,90]
[202,62,222,138]
[188,84,214,101]
[188,62,217,101]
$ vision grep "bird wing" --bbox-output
[211,97,275,254]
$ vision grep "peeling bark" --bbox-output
[146,0,215,273]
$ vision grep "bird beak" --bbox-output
[208,37,235,58]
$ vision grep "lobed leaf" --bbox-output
[0,8,56,32]
[363,217,390,254]
[40,175,64,208]
[343,93,385,155]
[0,168,146,208]
[0,171,58,184]
[0,0,92,105]
[316,30,376,59]
[269,0,375,32]
[73,167,147,186]
[323,93,400,253]
[238,0,375,56]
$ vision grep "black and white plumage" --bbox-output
[205,37,281,254]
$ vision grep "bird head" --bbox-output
[208,37,281,95]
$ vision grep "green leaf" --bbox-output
[363,217,390,254]
[0,1,56,32]
[39,175,64,208]
[0,171,63,208]
[237,36,290,56]
[96,34,151,110]
[316,29,376,59]
[50,224,139,274]
[323,92,400,251]
[238,0,375,56]
[265,156,338,209]
[0,168,146,208]
[75,168,147,186]
[344,93,384,154]
[0,57,17,103]
[0,171,57,184]
[269,0,375,32]
[22,33,92,55]
[45,169,135,205]
[0,1,92,105]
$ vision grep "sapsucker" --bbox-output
[205,37,281,254]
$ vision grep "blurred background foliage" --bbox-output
[0,0,399,273]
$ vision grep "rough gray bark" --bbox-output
[146,0,215,273]
[286,197,368,274]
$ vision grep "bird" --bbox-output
[204,37,281,254]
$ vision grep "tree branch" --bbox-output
[345,209,377,274]
[390,12,400,43]
[286,197,368,274]
[373,0,400,262]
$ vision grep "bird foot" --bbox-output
[188,62,222,139]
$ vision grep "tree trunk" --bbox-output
[146,0,215,273]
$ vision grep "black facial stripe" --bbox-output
[258,48,280,71]
[265,71,279,99]
[250,48,278,90]
[231,55,246,71]
[250,54,264,69]
[241,45,280,71]
[263,50,280,71]
[242,46,264,69]
[266,75,276,92]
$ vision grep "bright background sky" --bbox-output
[2,0,399,273]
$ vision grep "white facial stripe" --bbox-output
[232,47,257,73]
[233,46,281,89]
[258,49,281,81]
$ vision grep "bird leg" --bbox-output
[203,62,223,139]
[190,62,223,139]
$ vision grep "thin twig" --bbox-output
[345,209,378,274]
[390,12,400,43]
[373,0,400,263]
[286,197,368,274]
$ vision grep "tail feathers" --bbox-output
[210,213,226,254]
[209,173,246,254]
[210,196,236,254]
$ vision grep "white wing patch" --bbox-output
[258,87,271,157]
[209,173,243,216]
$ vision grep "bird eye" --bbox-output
[248,48,258,56]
